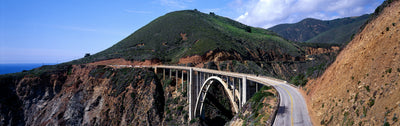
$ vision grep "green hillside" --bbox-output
[71,10,301,64]
[268,14,370,44]
[306,16,369,44]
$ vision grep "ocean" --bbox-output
[0,63,56,75]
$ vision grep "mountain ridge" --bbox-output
[268,14,370,44]
[70,10,303,65]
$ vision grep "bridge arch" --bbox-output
[194,76,239,118]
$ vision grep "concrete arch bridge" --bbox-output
[123,65,312,126]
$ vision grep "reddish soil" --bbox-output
[178,55,204,65]
[305,1,400,125]
[305,46,340,55]
[88,58,161,66]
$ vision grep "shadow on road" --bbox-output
[277,106,286,114]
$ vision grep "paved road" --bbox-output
[259,78,312,126]
[116,65,312,126]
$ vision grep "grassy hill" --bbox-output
[268,14,370,44]
[70,10,302,64]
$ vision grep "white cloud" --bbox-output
[236,0,383,28]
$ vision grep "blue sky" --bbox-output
[0,0,384,64]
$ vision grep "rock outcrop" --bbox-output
[0,65,166,126]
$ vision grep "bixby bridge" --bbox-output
[118,65,312,126]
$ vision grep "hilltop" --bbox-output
[305,0,400,125]
[269,14,370,44]
[72,10,302,65]
[66,9,342,82]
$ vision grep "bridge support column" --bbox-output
[176,70,178,92]
[163,69,165,80]
[242,76,247,106]
[256,82,258,92]
[239,78,241,108]
[187,70,189,88]
[226,76,229,88]
[232,77,234,102]
[197,72,199,98]
[181,70,184,92]
[200,72,202,86]
[189,68,193,120]
[169,69,172,79]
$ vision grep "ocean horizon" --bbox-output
[0,63,56,75]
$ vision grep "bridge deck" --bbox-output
[113,65,312,126]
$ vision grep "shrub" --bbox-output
[163,79,172,89]
[166,109,171,114]
[250,86,274,103]
[368,98,375,107]
[363,106,367,117]
[354,93,359,102]
[356,109,359,116]
[67,67,73,75]
[209,12,215,16]
[84,53,90,57]
[383,121,390,126]
[386,68,392,74]
[364,86,370,92]
[177,106,184,111]
[245,26,252,33]
[190,118,197,124]
[290,73,308,86]
[110,68,140,96]
[184,113,188,119]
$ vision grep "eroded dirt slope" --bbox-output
[306,0,400,125]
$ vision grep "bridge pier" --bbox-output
[163,69,166,80]
[169,69,172,79]
[189,68,194,120]
[256,82,258,92]
[233,77,235,103]
[175,70,178,92]
[181,70,184,92]
[197,72,200,97]
[242,76,247,106]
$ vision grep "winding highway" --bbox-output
[260,78,312,126]
[116,65,312,126]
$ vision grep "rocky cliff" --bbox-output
[0,65,169,125]
[306,0,400,125]
[2,63,270,125]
